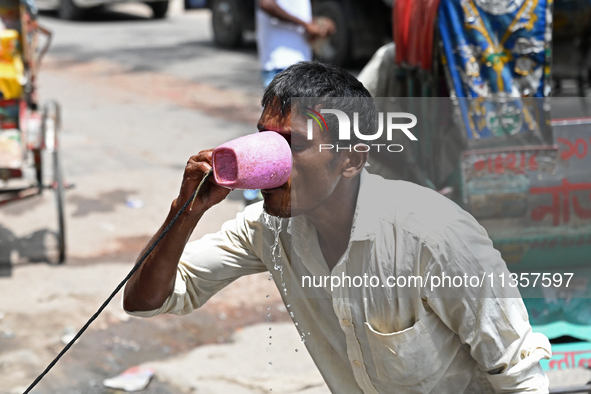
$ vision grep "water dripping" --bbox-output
[264,213,284,279]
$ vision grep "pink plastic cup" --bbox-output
[212,131,292,190]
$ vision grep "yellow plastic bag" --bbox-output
[0,29,23,100]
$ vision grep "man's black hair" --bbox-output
[261,61,377,147]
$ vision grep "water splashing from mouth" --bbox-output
[263,212,310,357]
[263,213,284,394]
[264,213,284,281]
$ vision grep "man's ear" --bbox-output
[341,144,368,179]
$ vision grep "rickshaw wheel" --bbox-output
[53,150,66,264]
[43,100,66,264]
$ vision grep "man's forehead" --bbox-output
[258,102,307,128]
[257,105,289,129]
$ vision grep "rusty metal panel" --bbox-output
[462,146,559,219]
[460,120,591,271]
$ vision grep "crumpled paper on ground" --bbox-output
[103,366,155,392]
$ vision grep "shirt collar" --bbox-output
[288,169,382,253]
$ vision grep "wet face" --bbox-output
[257,99,344,218]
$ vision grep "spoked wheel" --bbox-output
[43,100,66,264]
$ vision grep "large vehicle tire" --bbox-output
[211,0,244,48]
[312,0,350,67]
[58,0,85,20]
[148,1,169,19]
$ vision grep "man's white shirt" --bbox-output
[256,0,313,71]
[125,170,551,393]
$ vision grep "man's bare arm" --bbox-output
[122,150,230,312]
[259,0,325,39]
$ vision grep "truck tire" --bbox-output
[313,0,350,67]
[58,0,84,20]
[211,0,244,48]
[148,1,169,18]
